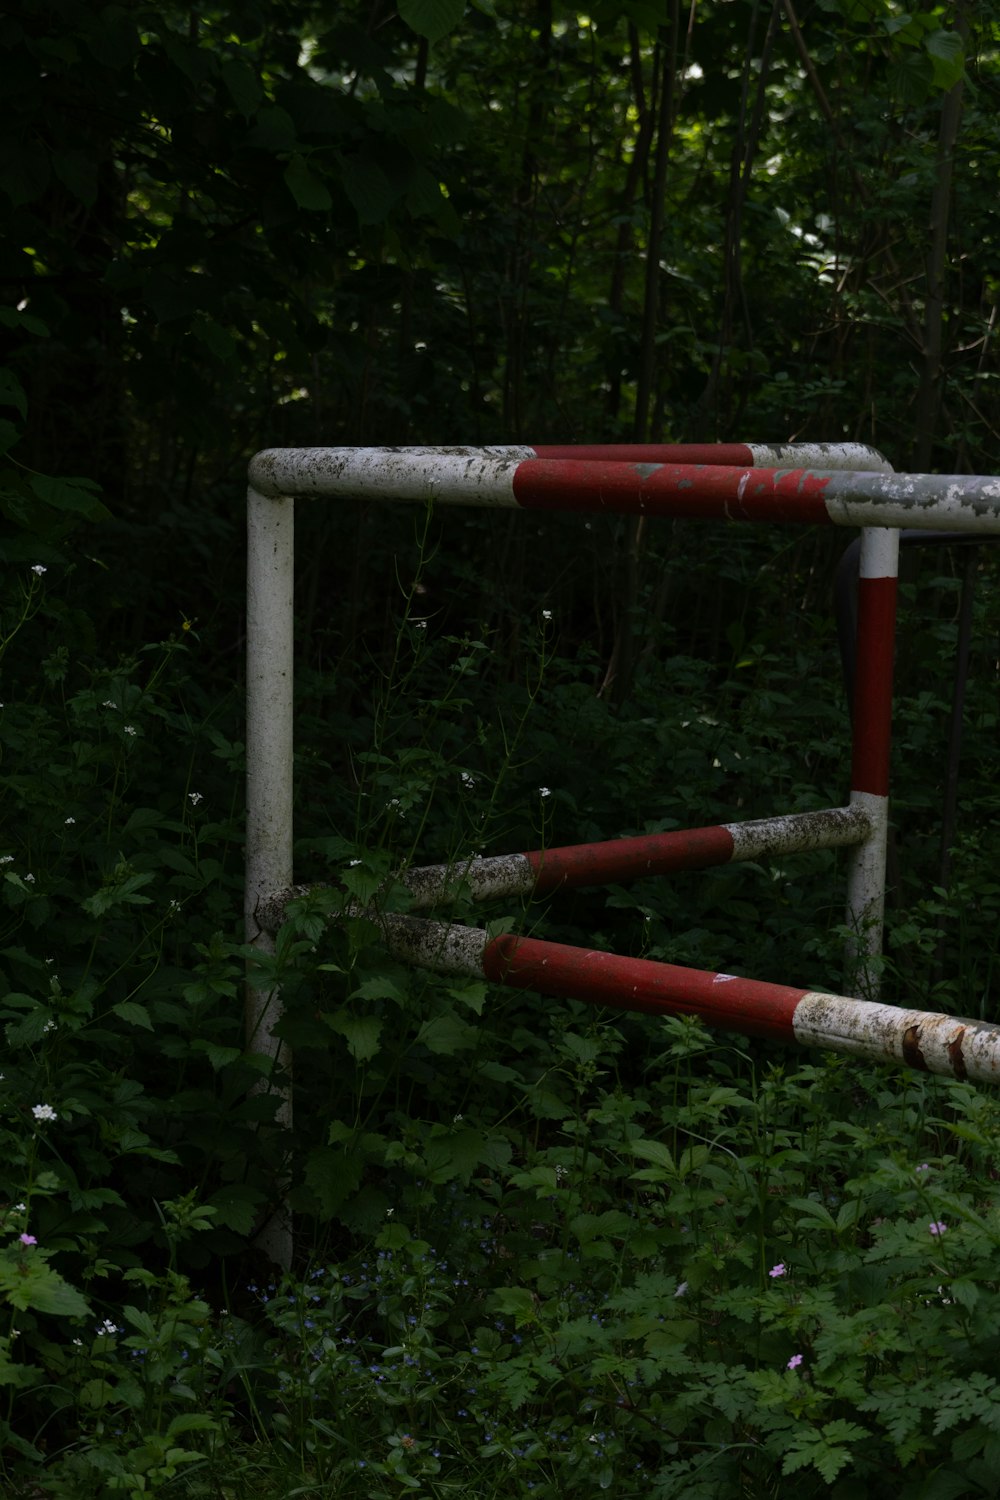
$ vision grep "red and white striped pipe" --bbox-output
[254,805,871,932]
[248,449,1000,533]
[845,529,899,995]
[381,915,1000,1086]
[369,442,894,471]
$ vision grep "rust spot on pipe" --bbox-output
[902,1024,927,1072]
[947,1027,968,1082]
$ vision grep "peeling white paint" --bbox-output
[400,851,535,908]
[824,471,1000,532]
[248,448,523,508]
[747,443,893,472]
[794,993,1000,1085]
[726,805,870,859]
[845,790,889,999]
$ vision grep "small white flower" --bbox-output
[123,725,136,736]
[453,1113,463,1123]
[30,565,47,577]
[541,609,552,620]
[460,772,476,789]
[14,1203,25,1212]
[348,859,362,867]
[167,899,180,914]
[0,856,13,866]
[674,1281,689,1298]
[96,1319,120,1336]
[64,816,76,825]
[42,1020,56,1034]
[31,1104,58,1123]
[72,1338,83,1347]
[188,792,203,806]
[415,620,427,630]
[385,1208,394,1219]
[102,700,116,709]
[539,787,552,798]
[23,874,35,884]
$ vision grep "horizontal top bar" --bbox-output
[248,449,1000,533]
[336,442,894,471]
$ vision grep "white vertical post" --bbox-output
[246,485,295,1266]
[845,526,899,999]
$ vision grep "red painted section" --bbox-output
[511,461,834,523]
[531,445,754,466]
[524,825,735,894]
[851,575,898,796]
[482,935,804,1040]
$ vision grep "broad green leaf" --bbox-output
[207,1185,266,1235]
[398,0,465,41]
[221,57,262,118]
[787,1195,838,1230]
[447,978,488,1014]
[190,1040,241,1070]
[0,307,48,336]
[284,155,332,212]
[304,1144,362,1218]
[0,1252,90,1318]
[488,1286,537,1327]
[166,1413,219,1438]
[414,1011,476,1054]
[887,52,934,105]
[350,972,410,1004]
[111,1001,153,1031]
[326,1010,383,1061]
[30,474,109,520]
[925,29,964,90]
[629,1138,676,1173]
[341,156,399,225]
[4,1010,54,1048]
[423,1126,486,1184]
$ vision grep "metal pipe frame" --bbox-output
[245,440,1000,1267]
[248,449,1000,534]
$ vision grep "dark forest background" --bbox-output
[2,2,1000,1495]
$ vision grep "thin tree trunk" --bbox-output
[912,21,967,471]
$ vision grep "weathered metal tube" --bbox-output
[245,485,295,1265]
[845,529,899,998]
[254,805,871,933]
[379,916,1000,1086]
[246,449,1000,533]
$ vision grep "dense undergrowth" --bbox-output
[2,488,999,1497]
